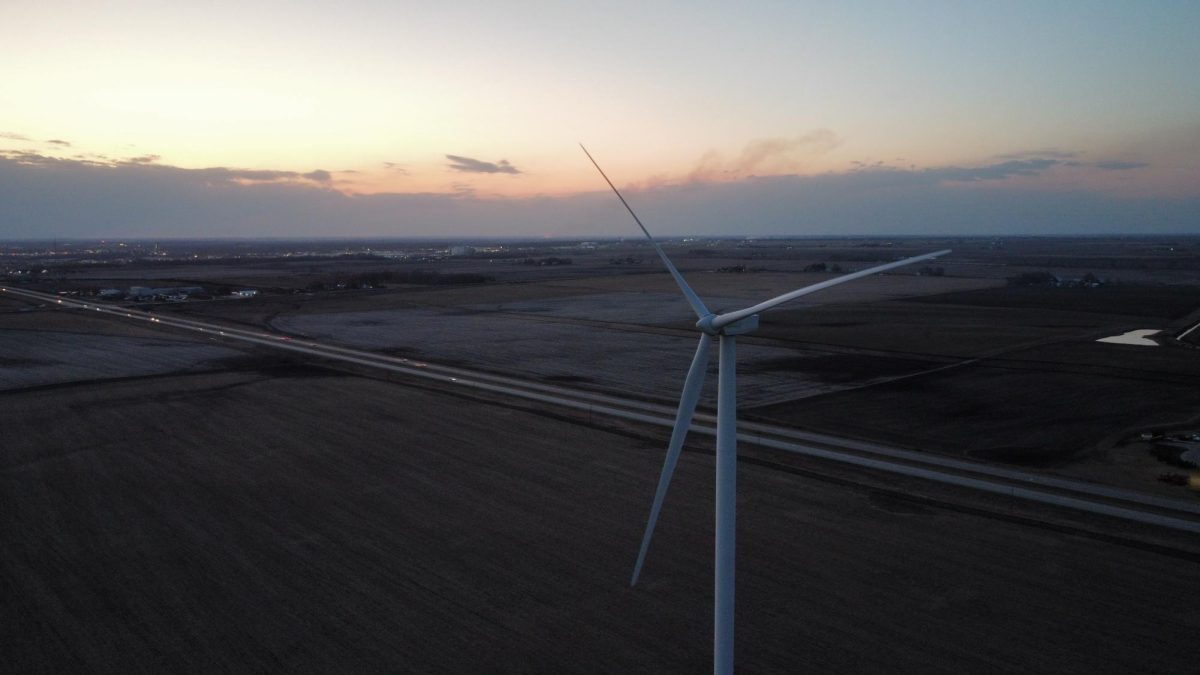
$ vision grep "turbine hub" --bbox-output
[697,313,759,336]
[696,314,718,335]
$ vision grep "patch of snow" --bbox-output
[1097,329,1161,346]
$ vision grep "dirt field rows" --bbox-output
[0,328,239,390]
[3,369,1198,672]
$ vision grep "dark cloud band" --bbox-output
[0,149,1188,239]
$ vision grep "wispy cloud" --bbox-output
[1,151,50,164]
[0,150,335,189]
[1094,160,1148,171]
[993,148,1079,160]
[1,132,75,148]
[988,150,1148,173]
[687,130,841,183]
[190,166,334,184]
[445,154,521,174]
[928,158,1059,182]
[450,181,477,196]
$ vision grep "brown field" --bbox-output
[11,238,1200,488]
[748,342,1200,468]
[3,365,1199,673]
[908,284,1200,320]
[5,236,1200,671]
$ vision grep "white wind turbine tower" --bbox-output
[582,145,950,675]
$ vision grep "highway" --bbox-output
[5,284,1200,537]
[1178,318,1200,341]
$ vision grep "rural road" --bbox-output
[5,284,1200,537]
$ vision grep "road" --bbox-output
[5,284,1200,538]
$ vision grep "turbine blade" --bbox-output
[712,249,951,330]
[631,333,713,586]
[581,144,711,320]
[649,243,712,321]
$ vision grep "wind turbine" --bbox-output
[581,145,949,675]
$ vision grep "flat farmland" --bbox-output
[7,238,1200,671]
[747,341,1200,463]
[13,259,1200,492]
[755,300,1107,358]
[0,328,239,391]
[3,364,1199,673]
[746,283,1200,494]
[272,304,945,408]
[908,284,1200,321]
[168,267,1200,496]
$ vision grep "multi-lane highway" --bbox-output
[5,284,1200,537]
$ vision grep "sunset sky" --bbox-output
[2,0,1198,238]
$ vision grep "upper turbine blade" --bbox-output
[712,249,952,330]
[581,144,711,320]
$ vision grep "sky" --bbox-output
[2,0,1198,239]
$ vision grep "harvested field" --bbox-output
[272,306,941,408]
[756,300,1113,358]
[745,285,1200,482]
[16,254,1200,496]
[909,284,1200,320]
[0,328,239,390]
[2,368,1198,673]
[8,239,1200,672]
[738,352,933,382]
[747,337,1200,490]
